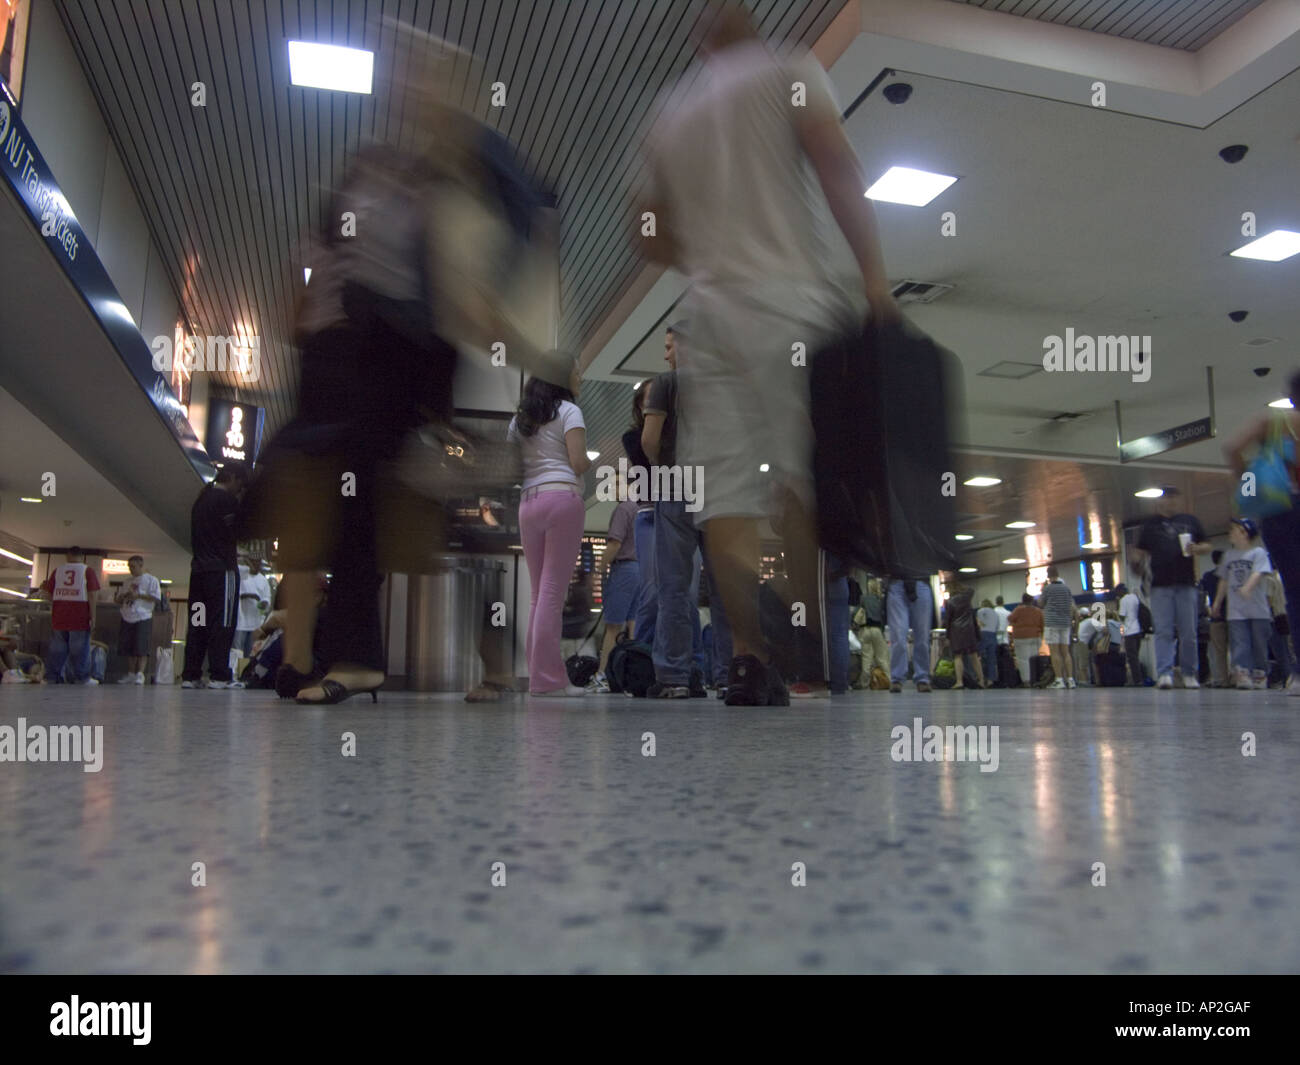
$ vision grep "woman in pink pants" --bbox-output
[509,367,590,696]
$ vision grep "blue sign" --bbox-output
[0,81,214,481]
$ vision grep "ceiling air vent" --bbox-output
[1244,337,1279,347]
[890,279,954,305]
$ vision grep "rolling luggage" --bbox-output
[996,645,1020,688]
[1096,650,1127,687]
[1030,654,1054,687]
[811,316,963,576]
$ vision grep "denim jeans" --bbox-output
[1228,618,1272,675]
[887,579,932,684]
[652,499,729,685]
[49,628,92,682]
[978,631,998,683]
[1150,584,1199,678]
[1261,506,1300,677]
[826,575,849,693]
[631,508,657,647]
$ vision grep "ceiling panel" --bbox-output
[54,0,843,440]
[949,0,1266,51]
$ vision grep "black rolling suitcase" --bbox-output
[996,644,1020,688]
[811,317,964,576]
[1096,650,1127,687]
[1030,654,1054,687]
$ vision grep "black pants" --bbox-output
[276,305,455,675]
[1123,634,1143,686]
[183,568,238,682]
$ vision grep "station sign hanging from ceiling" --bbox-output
[206,399,264,466]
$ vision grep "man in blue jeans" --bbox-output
[887,575,933,693]
[642,326,728,698]
[1131,488,1213,689]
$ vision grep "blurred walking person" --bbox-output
[642,2,898,705]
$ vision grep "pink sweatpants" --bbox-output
[519,488,585,692]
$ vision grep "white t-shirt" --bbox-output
[1119,592,1141,636]
[119,572,162,624]
[993,605,1010,644]
[237,566,272,631]
[645,41,852,316]
[508,399,585,491]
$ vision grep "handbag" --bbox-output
[1236,412,1297,520]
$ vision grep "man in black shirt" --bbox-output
[182,464,249,688]
[1200,549,1228,686]
[1131,488,1213,689]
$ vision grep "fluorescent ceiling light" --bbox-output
[586,451,600,461]
[288,41,374,94]
[958,567,978,573]
[1081,541,1109,550]
[1002,558,1027,565]
[1269,398,1293,409]
[1230,229,1300,262]
[19,497,41,503]
[954,534,974,541]
[0,587,29,597]
[0,547,34,565]
[963,477,1001,487]
[304,267,312,284]
[1134,488,1164,498]
[866,166,957,206]
[1006,521,1036,529]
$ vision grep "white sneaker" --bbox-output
[1065,677,1077,689]
[1251,675,1268,690]
[2,669,28,684]
[227,681,246,689]
[1047,679,1065,689]
[116,674,136,684]
[1157,674,1174,689]
[1287,675,1300,696]
[207,680,229,689]
[83,678,100,686]
[134,672,146,685]
[586,672,610,694]
[181,680,200,689]
[1183,677,1200,690]
[530,685,586,698]
[1235,671,1253,690]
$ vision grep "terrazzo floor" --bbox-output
[0,683,1296,974]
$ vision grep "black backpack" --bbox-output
[1137,601,1154,635]
[606,634,655,697]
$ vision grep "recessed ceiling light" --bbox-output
[586,451,600,461]
[1006,521,1036,529]
[958,567,978,573]
[288,41,374,94]
[954,534,974,541]
[1135,488,1164,498]
[19,497,41,503]
[759,464,770,472]
[1269,398,1293,409]
[1230,229,1300,262]
[304,267,312,284]
[865,166,958,207]
[1002,558,1027,565]
[963,477,1001,487]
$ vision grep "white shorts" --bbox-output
[676,281,854,524]
[1044,627,1071,645]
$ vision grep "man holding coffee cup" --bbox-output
[1130,488,1214,689]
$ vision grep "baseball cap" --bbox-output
[1231,517,1259,538]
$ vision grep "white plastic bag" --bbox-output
[155,647,174,686]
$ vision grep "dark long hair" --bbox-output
[515,376,575,437]
[631,379,652,430]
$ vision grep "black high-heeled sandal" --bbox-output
[295,678,381,705]
[274,664,320,700]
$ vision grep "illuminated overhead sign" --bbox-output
[206,400,264,465]
[102,559,132,575]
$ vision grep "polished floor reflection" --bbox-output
[0,685,1295,974]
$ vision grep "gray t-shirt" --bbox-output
[1218,546,1272,620]
[606,500,638,563]
[976,606,998,634]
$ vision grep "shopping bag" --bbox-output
[155,647,174,686]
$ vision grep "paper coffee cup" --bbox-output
[1178,532,1192,556]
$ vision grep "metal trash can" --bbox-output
[406,555,507,691]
